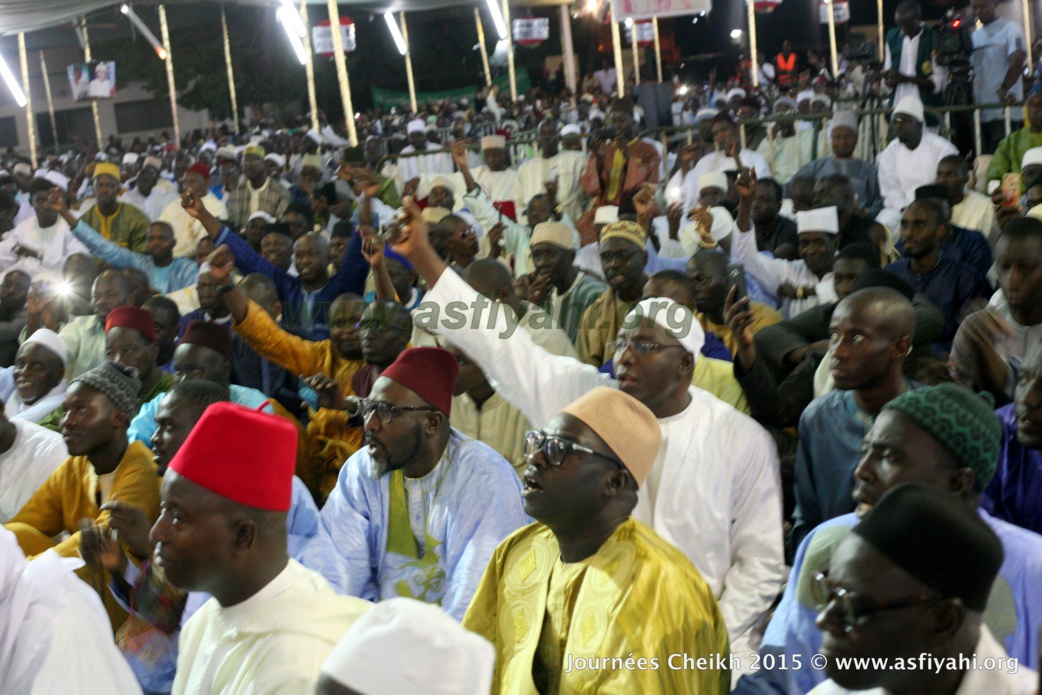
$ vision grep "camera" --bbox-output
[843,43,881,70]
[936,8,975,71]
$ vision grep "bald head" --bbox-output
[841,287,916,339]
[241,273,281,319]
[462,258,514,299]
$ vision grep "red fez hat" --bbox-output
[186,162,211,180]
[105,305,157,342]
[380,347,459,416]
[168,402,297,511]
[178,320,231,359]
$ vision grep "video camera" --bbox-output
[843,43,882,72]
[936,8,975,71]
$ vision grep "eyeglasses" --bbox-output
[611,340,686,357]
[812,572,944,633]
[523,430,625,469]
[358,398,436,424]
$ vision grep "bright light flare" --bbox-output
[385,12,408,55]
[120,4,168,60]
[277,6,308,64]
[0,53,26,107]
[487,0,508,40]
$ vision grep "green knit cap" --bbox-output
[883,384,1001,490]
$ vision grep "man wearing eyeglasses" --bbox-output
[735,384,1042,694]
[809,483,1036,694]
[299,347,528,621]
[464,386,731,694]
[389,198,783,679]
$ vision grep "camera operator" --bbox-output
[971,0,1027,153]
[883,1,946,116]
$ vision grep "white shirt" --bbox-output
[0,215,91,282]
[953,189,1001,239]
[972,17,1026,123]
[516,150,588,223]
[470,166,523,219]
[422,268,785,672]
[0,420,67,522]
[159,191,228,258]
[120,182,179,222]
[173,560,370,695]
[396,146,453,191]
[679,150,773,211]
[0,530,143,694]
[728,219,838,317]
[808,627,1037,695]
[877,132,959,213]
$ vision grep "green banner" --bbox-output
[371,67,531,110]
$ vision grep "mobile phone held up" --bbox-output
[726,263,748,306]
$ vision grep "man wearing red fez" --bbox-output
[151,402,370,695]
[158,160,228,258]
[128,319,273,446]
[105,305,174,407]
[79,160,152,253]
[299,347,528,620]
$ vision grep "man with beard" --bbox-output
[225,144,291,232]
[4,361,159,631]
[519,221,606,344]
[149,402,370,694]
[813,175,891,260]
[790,287,916,549]
[205,242,371,502]
[576,221,649,367]
[158,163,228,258]
[121,155,178,221]
[937,154,1000,239]
[679,114,771,212]
[1,329,68,424]
[299,347,527,620]
[737,384,1042,693]
[464,387,730,694]
[885,199,990,350]
[876,95,958,232]
[52,189,197,294]
[389,202,783,673]
[517,118,588,222]
[0,178,90,281]
[469,136,522,223]
[60,269,138,380]
[755,97,817,185]
[792,110,883,217]
[79,162,151,253]
[902,184,993,282]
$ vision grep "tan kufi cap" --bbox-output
[600,220,647,249]
[530,221,576,251]
[421,206,452,224]
[561,387,662,487]
[481,135,506,150]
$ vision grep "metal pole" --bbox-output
[560,4,577,93]
[40,51,58,150]
[747,0,759,87]
[221,8,240,134]
[328,0,358,145]
[826,0,839,79]
[610,4,625,97]
[652,16,663,83]
[300,0,319,133]
[502,0,517,101]
[81,18,104,150]
[476,7,492,87]
[400,13,418,114]
[1023,0,1034,75]
[631,24,640,85]
[877,0,884,61]
[17,34,36,168]
[158,5,180,144]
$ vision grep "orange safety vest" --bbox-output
[776,52,797,84]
